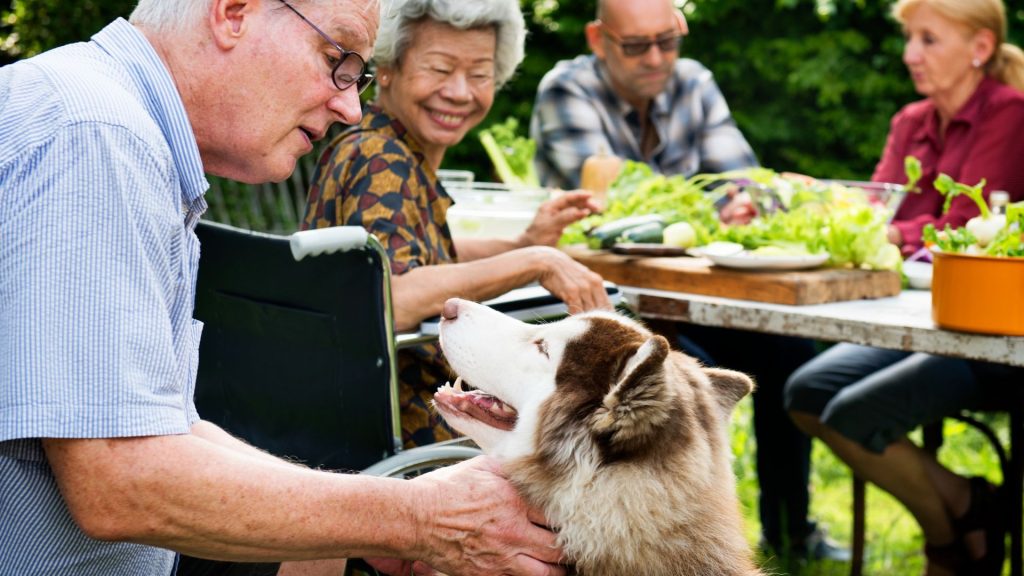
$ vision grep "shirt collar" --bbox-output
[918,75,997,146]
[91,19,208,210]
[362,104,429,160]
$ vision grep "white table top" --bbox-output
[625,287,1024,368]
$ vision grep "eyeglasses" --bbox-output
[596,20,682,57]
[279,0,374,93]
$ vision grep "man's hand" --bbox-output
[718,190,756,226]
[364,558,438,575]
[520,191,600,247]
[406,456,567,576]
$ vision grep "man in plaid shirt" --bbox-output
[529,0,758,193]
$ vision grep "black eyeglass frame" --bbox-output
[596,20,683,58]
[279,0,374,93]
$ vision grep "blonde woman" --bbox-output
[786,2,1024,575]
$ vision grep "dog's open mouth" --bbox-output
[434,377,518,431]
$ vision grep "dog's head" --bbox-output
[434,298,753,462]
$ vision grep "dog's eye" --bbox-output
[534,339,549,359]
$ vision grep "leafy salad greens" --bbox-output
[561,160,902,270]
[922,174,1024,257]
[478,117,540,187]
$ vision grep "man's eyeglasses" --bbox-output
[596,20,682,58]
[279,0,374,94]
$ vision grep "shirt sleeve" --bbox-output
[695,73,759,173]
[0,122,197,442]
[872,112,908,185]
[530,76,614,190]
[308,143,437,276]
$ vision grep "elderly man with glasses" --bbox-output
[0,1,566,576]
[529,0,851,565]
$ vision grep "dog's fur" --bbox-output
[434,300,763,576]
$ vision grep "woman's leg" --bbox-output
[788,347,987,574]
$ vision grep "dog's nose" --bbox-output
[442,298,462,320]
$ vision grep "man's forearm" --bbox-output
[42,434,420,562]
[190,420,299,468]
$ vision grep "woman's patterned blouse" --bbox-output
[302,105,458,448]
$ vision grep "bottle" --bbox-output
[580,146,623,209]
[989,190,1009,215]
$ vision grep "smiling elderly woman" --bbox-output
[302,0,609,447]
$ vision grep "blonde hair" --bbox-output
[893,0,1024,91]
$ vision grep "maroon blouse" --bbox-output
[873,76,1024,255]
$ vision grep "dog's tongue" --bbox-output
[435,378,517,431]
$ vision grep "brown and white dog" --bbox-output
[434,298,763,576]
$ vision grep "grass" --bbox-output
[729,395,1012,575]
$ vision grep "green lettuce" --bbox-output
[478,117,539,187]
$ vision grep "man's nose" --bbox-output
[641,42,666,66]
[328,86,363,125]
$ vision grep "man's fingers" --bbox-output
[508,553,568,576]
[411,560,439,575]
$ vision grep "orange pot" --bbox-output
[931,250,1024,336]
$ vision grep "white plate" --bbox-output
[704,251,830,271]
[686,241,745,258]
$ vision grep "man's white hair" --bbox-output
[128,0,337,34]
[375,0,526,88]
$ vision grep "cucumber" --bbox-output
[587,215,665,249]
[618,221,666,244]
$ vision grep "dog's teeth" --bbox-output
[454,377,464,392]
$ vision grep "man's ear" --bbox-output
[585,21,606,60]
[209,0,255,50]
[674,9,689,37]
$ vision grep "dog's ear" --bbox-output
[591,335,673,457]
[703,367,755,414]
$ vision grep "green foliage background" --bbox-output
[3,0,1023,179]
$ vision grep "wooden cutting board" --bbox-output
[563,246,902,305]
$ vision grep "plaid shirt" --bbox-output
[530,54,758,189]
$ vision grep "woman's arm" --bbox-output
[455,191,599,262]
[391,246,608,331]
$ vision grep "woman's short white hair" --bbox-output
[129,0,335,34]
[375,0,526,88]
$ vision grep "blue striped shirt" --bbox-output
[529,54,759,189]
[0,18,207,574]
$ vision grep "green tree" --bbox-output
[4,0,1023,181]
[0,0,134,59]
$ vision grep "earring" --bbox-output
[972,58,982,68]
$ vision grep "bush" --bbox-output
[0,0,133,59]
